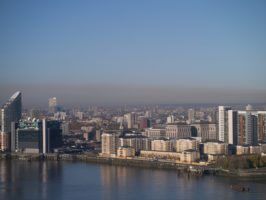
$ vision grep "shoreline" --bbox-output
[1,153,266,178]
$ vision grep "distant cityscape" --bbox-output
[0,91,265,166]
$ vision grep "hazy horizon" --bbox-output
[1,84,266,108]
[1,1,266,107]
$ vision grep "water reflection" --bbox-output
[99,165,266,200]
[0,160,62,200]
[0,161,266,200]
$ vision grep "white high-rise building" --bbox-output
[101,133,117,156]
[167,115,175,124]
[1,91,22,151]
[48,97,57,113]
[124,113,136,129]
[218,106,231,143]
[188,109,195,123]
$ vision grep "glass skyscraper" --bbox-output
[1,91,22,151]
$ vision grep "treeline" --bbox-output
[215,155,266,170]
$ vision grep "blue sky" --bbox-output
[0,1,266,106]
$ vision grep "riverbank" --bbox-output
[1,153,266,177]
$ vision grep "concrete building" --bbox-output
[203,142,228,155]
[165,124,191,139]
[260,143,266,153]
[258,113,266,143]
[119,135,151,151]
[167,115,175,124]
[249,146,261,154]
[188,109,195,123]
[176,138,199,152]
[218,106,232,143]
[61,122,70,135]
[54,112,67,121]
[191,123,217,142]
[180,150,200,163]
[144,128,166,139]
[1,91,22,151]
[117,146,135,158]
[95,130,102,142]
[101,133,117,156]
[236,145,250,155]
[238,110,264,146]
[151,139,172,152]
[124,113,137,129]
[138,116,149,130]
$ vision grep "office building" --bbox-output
[16,119,62,153]
[42,119,62,153]
[16,119,41,153]
[228,110,238,145]
[237,110,265,145]
[144,128,166,139]
[166,124,191,139]
[1,91,22,151]
[191,123,217,142]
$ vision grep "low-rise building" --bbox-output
[117,146,135,158]
[203,142,228,155]
[260,143,266,153]
[144,128,165,138]
[151,139,172,152]
[250,146,261,154]
[166,124,191,139]
[119,135,151,151]
[140,150,181,160]
[236,145,250,155]
[180,150,200,163]
[191,123,217,142]
[176,138,199,152]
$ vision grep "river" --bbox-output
[0,160,265,200]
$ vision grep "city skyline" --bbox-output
[1,1,266,106]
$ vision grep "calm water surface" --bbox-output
[0,160,265,200]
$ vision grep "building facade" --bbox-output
[176,138,199,152]
[165,124,191,139]
[1,91,22,151]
